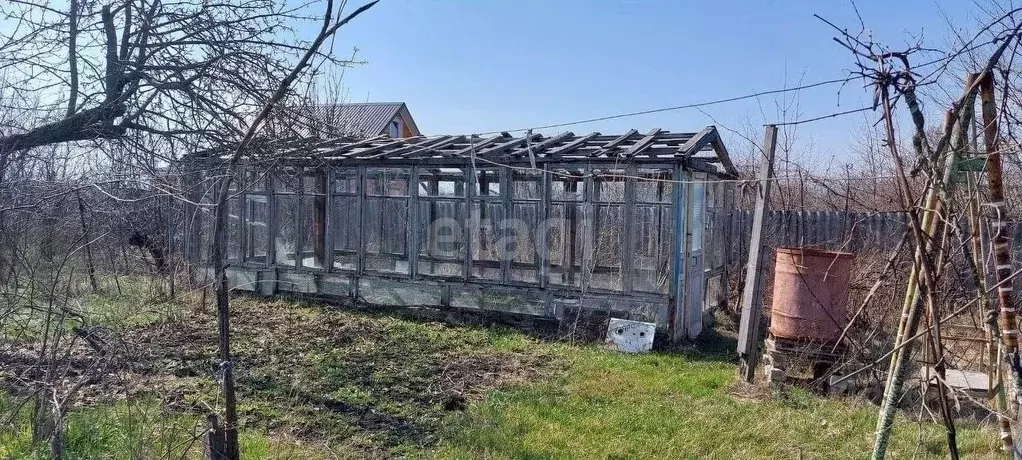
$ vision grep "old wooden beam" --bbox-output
[623,164,637,292]
[324,166,335,271]
[590,128,638,157]
[675,126,716,157]
[409,166,420,279]
[500,166,512,282]
[737,124,778,382]
[621,128,662,157]
[511,131,574,157]
[546,132,600,157]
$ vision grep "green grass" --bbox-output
[1,275,177,342]
[433,339,1001,459]
[0,393,329,460]
[0,285,1004,459]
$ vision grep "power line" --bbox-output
[770,106,874,126]
[476,76,857,135]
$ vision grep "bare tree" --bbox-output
[0,1,378,458]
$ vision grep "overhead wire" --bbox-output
[474,76,860,135]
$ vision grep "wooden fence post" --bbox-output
[737,125,778,382]
[203,413,227,460]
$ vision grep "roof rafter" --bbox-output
[197,127,735,178]
[589,129,638,157]
[675,126,716,157]
[547,132,601,157]
[622,128,662,157]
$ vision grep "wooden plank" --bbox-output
[356,166,366,276]
[397,135,466,158]
[921,367,990,393]
[332,136,426,160]
[324,166,335,271]
[293,167,304,270]
[500,166,512,282]
[540,165,552,290]
[675,126,716,157]
[581,170,594,286]
[409,166,420,279]
[448,134,508,157]
[709,133,740,178]
[671,164,689,341]
[621,128,662,157]
[737,124,778,382]
[236,167,248,267]
[318,135,393,157]
[623,163,637,292]
[266,169,278,267]
[463,163,474,281]
[475,134,535,158]
[338,139,412,160]
[589,128,638,157]
[684,158,721,176]
[507,131,574,157]
[546,132,600,157]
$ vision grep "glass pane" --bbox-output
[634,204,673,294]
[470,201,504,280]
[198,206,213,262]
[548,202,587,287]
[332,196,359,270]
[245,195,268,263]
[418,200,465,277]
[366,168,409,197]
[591,204,624,291]
[551,176,583,201]
[227,170,239,192]
[303,169,326,195]
[365,255,409,274]
[509,202,540,283]
[273,168,300,194]
[636,170,672,203]
[473,168,501,196]
[244,169,265,192]
[334,169,359,194]
[689,182,705,252]
[227,198,242,261]
[419,168,466,197]
[363,196,408,274]
[300,195,326,269]
[334,253,358,271]
[512,170,543,200]
[274,195,298,267]
[594,171,626,203]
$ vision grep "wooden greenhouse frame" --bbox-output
[180,127,738,342]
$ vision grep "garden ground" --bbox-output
[0,287,1003,459]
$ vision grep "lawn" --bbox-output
[0,289,1003,459]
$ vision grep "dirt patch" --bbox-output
[3,296,562,456]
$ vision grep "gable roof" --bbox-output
[297,102,419,138]
[191,127,738,178]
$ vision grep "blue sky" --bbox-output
[326,0,981,166]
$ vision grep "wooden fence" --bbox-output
[725,209,1022,262]
[724,211,908,263]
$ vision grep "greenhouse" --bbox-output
[181,127,738,341]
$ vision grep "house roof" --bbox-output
[296,102,418,138]
[194,127,738,178]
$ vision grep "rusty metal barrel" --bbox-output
[769,247,855,343]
